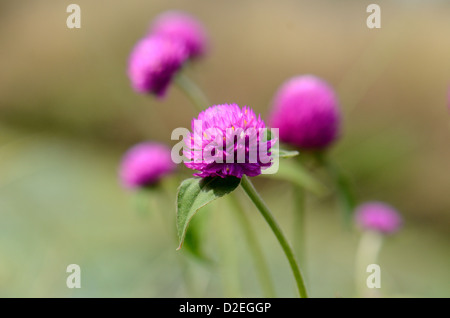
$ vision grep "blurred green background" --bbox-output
[0,0,449,297]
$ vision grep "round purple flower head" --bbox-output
[269,75,341,149]
[128,36,188,97]
[355,202,403,235]
[184,104,275,178]
[120,142,176,189]
[151,11,208,59]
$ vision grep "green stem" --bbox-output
[355,231,383,297]
[293,185,306,272]
[133,188,152,217]
[316,153,355,228]
[227,194,276,298]
[290,159,328,197]
[176,74,276,297]
[240,175,308,298]
[174,72,210,112]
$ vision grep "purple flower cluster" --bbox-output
[124,11,407,238]
[184,104,275,178]
[128,11,207,97]
[355,202,403,235]
[119,9,411,298]
[119,142,176,189]
[269,75,341,150]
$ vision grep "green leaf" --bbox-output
[176,176,241,250]
[263,159,327,196]
[273,148,300,159]
[182,210,213,264]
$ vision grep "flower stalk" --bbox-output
[293,185,306,270]
[355,230,383,297]
[227,194,276,297]
[175,72,210,112]
[177,79,278,297]
[240,175,308,298]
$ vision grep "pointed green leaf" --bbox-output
[263,159,328,196]
[182,211,213,264]
[273,148,300,159]
[176,176,241,250]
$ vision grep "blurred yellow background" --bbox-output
[0,0,449,297]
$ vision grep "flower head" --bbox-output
[151,11,208,59]
[119,142,176,189]
[127,36,188,97]
[184,104,275,178]
[355,202,403,234]
[269,75,341,149]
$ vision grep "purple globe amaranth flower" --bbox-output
[150,11,208,59]
[355,202,403,235]
[269,75,341,150]
[120,142,176,189]
[127,36,188,97]
[184,104,275,178]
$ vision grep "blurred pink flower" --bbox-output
[150,11,208,59]
[355,201,403,234]
[269,75,341,150]
[127,36,188,97]
[119,142,176,189]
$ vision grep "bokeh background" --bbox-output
[0,0,449,297]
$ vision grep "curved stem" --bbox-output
[174,72,210,112]
[177,74,276,297]
[227,193,276,298]
[240,175,308,298]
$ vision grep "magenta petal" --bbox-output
[184,104,275,178]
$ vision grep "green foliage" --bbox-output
[272,148,299,159]
[176,176,241,250]
[264,158,327,196]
